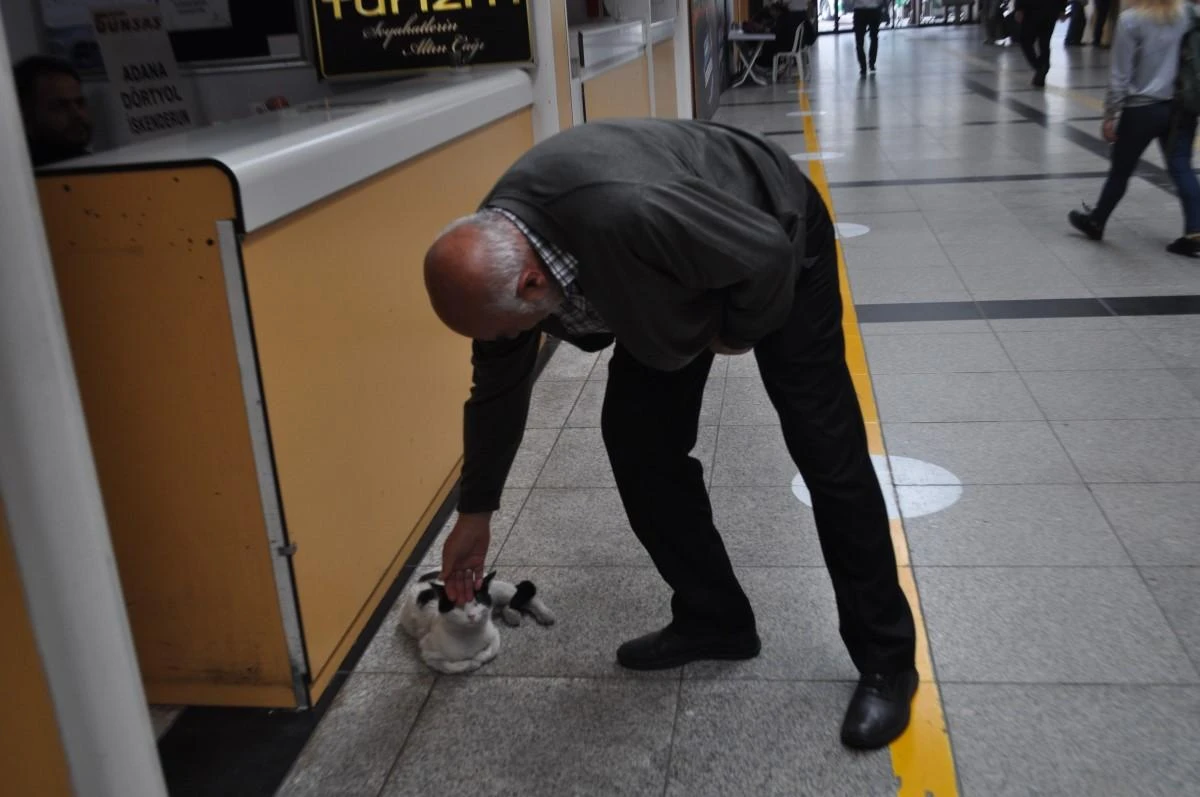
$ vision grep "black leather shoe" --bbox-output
[616,626,761,671]
[1167,237,1200,257]
[841,669,919,750]
[1069,207,1104,241]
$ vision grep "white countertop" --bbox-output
[41,69,534,233]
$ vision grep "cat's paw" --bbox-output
[528,598,556,626]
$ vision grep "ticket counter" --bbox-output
[34,70,536,709]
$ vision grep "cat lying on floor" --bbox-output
[397,571,555,674]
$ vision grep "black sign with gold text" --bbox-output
[311,0,533,78]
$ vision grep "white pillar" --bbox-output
[674,0,694,119]
[529,0,561,141]
[0,15,168,797]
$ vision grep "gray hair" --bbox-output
[439,211,539,314]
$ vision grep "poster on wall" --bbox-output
[689,0,726,120]
[158,0,233,30]
[42,0,234,71]
[310,0,534,79]
[92,6,198,141]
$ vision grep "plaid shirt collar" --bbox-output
[486,207,610,337]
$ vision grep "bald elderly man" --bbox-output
[424,119,917,749]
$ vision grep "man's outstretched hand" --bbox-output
[440,512,491,604]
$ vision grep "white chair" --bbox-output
[773,21,812,83]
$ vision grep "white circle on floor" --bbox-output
[786,110,826,116]
[791,151,844,161]
[791,455,963,520]
[835,223,871,239]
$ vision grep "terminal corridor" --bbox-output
[194,25,1198,797]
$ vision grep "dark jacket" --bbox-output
[460,119,812,513]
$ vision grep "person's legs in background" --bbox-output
[1065,0,1087,45]
[1093,0,1112,46]
[1033,15,1057,85]
[867,8,882,71]
[854,10,871,76]
[1161,111,1200,254]
[1070,104,1166,238]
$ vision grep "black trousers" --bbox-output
[1064,1,1086,45]
[1020,14,1058,76]
[1092,0,1112,45]
[600,186,917,675]
[854,9,883,71]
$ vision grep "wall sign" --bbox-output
[311,0,534,79]
[92,6,198,141]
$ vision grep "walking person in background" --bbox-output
[1092,0,1115,45]
[1065,0,1089,44]
[1016,0,1070,85]
[852,0,888,77]
[1068,0,1200,255]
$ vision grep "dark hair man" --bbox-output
[14,55,92,167]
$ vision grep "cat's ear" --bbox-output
[481,571,497,593]
[429,581,449,600]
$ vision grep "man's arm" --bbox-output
[633,178,798,350]
[459,330,540,513]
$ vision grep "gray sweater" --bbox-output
[458,119,813,513]
[1105,7,1193,120]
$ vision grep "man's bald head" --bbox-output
[424,211,562,341]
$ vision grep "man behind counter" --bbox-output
[14,55,93,167]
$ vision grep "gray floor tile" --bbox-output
[863,332,1012,374]
[667,681,895,797]
[1142,567,1200,668]
[1091,484,1200,566]
[847,266,972,303]
[419,488,530,569]
[564,381,606,427]
[526,380,585,429]
[1023,369,1200,420]
[278,674,434,797]
[719,377,778,425]
[495,488,651,567]
[904,485,1130,566]
[684,567,857,681]
[507,428,560,488]
[570,377,725,428]
[381,678,677,797]
[711,425,796,487]
[537,427,716,487]
[540,343,600,380]
[942,684,1200,797]
[479,567,675,679]
[709,486,825,566]
[586,345,614,381]
[917,566,1197,683]
[1052,419,1200,482]
[858,320,992,336]
[873,372,1042,422]
[1172,368,1200,399]
[997,329,1165,371]
[1132,326,1200,369]
[883,421,1080,484]
[985,316,1127,332]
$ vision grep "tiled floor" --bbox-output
[275,25,1200,797]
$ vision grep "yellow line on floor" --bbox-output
[798,88,960,797]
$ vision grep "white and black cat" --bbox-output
[397,571,555,674]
